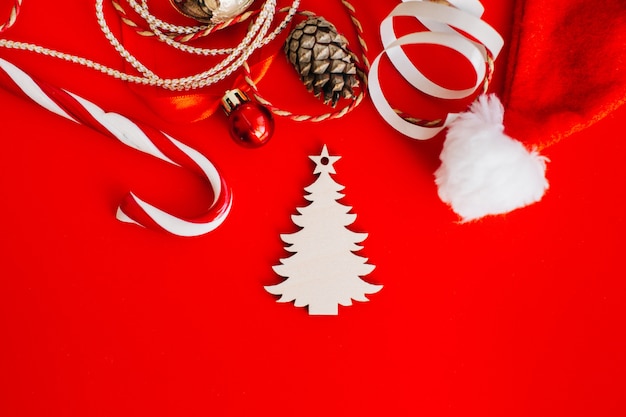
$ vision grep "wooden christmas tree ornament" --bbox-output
[265,145,382,315]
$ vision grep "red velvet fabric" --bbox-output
[503,0,626,150]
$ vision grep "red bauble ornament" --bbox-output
[221,89,275,148]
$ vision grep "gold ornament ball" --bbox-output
[171,0,254,24]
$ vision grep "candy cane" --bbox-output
[0,0,21,34]
[0,57,232,237]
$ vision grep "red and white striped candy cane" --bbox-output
[0,57,232,237]
[0,0,21,33]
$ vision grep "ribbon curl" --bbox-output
[368,0,504,139]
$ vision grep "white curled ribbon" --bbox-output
[0,57,232,237]
[368,0,504,139]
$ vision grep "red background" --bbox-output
[1,1,625,416]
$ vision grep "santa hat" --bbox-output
[369,0,626,221]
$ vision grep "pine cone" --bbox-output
[285,16,360,107]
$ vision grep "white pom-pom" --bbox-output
[435,94,549,221]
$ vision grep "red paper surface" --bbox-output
[1,1,625,416]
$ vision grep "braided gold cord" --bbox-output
[175,11,257,42]
[0,0,21,33]
[112,0,258,41]
[341,0,370,73]
[0,0,301,91]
